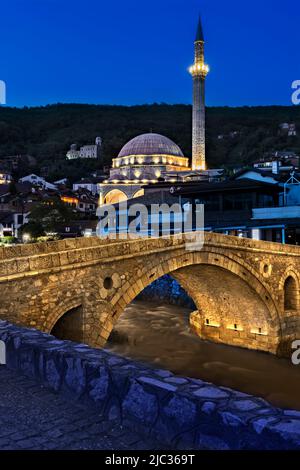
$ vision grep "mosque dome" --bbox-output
[118,133,184,158]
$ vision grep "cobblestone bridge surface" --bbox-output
[0,366,161,450]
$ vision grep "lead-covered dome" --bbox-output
[118,133,184,158]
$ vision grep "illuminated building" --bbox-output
[66,137,102,160]
[189,16,209,171]
[98,16,213,206]
[99,133,190,205]
[0,172,12,185]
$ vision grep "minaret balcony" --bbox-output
[189,63,209,78]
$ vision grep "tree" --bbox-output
[19,221,45,239]
[25,197,74,235]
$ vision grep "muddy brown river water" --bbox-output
[105,300,300,411]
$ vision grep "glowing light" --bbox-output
[250,328,267,336]
[155,170,161,178]
[135,170,141,178]
[204,321,220,328]
[22,233,31,243]
[227,324,243,332]
[84,229,93,238]
[61,196,78,204]
[189,63,210,76]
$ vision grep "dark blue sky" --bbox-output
[0,0,299,107]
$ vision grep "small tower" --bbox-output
[189,16,209,171]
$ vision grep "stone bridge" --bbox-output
[0,232,300,357]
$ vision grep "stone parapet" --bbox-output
[1,320,300,450]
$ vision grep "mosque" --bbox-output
[99,17,219,206]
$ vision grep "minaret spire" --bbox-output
[189,14,209,171]
[195,15,204,42]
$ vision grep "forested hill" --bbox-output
[0,103,300,181]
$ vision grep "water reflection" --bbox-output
[106,300,300,411]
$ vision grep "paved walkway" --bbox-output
[0,366,161,450]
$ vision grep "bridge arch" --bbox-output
[279,267,300,312]
[44,297,83,335]
[284,276,298,311]
[97,249,282,354]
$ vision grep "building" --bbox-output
[99,133,190,205]
[0,212,15,238]
[0,172,12,185]
[19,174,57,191]
[56,219,98,239]
[98,18,216,206]
[253,151,299,173]
[99,177,300,246]
[61,188,98,215]
[279,123,297,137]
[66,137,102,160]
[73,177,104,195]
[76,189,98,214]
[0,183,34,238]
[189,16,209,170]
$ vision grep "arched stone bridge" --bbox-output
[0,233,300,357]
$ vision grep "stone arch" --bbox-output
[284,277,298,311]
[43,297,83,333]
[96,249,282,354]
[112,250,279,323]
[279,267,300,311]
[51,305,84,343]
[104,189,128,205]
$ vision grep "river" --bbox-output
[106,300,300,411]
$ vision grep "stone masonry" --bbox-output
[1,320,300,450]
[0,233,300,356]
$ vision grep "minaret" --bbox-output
[189,16,209,171]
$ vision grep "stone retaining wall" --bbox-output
[1,320,300,450]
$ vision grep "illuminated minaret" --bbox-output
[189,16,209,171]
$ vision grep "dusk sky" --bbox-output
[0,0,299,107]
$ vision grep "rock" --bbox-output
[193,386,229,399]
[123,382,158,425]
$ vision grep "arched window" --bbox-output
[104,190,128,205]
[133,189,144,199]
[284,276,298,310]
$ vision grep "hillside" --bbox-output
[0,104,300,182]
